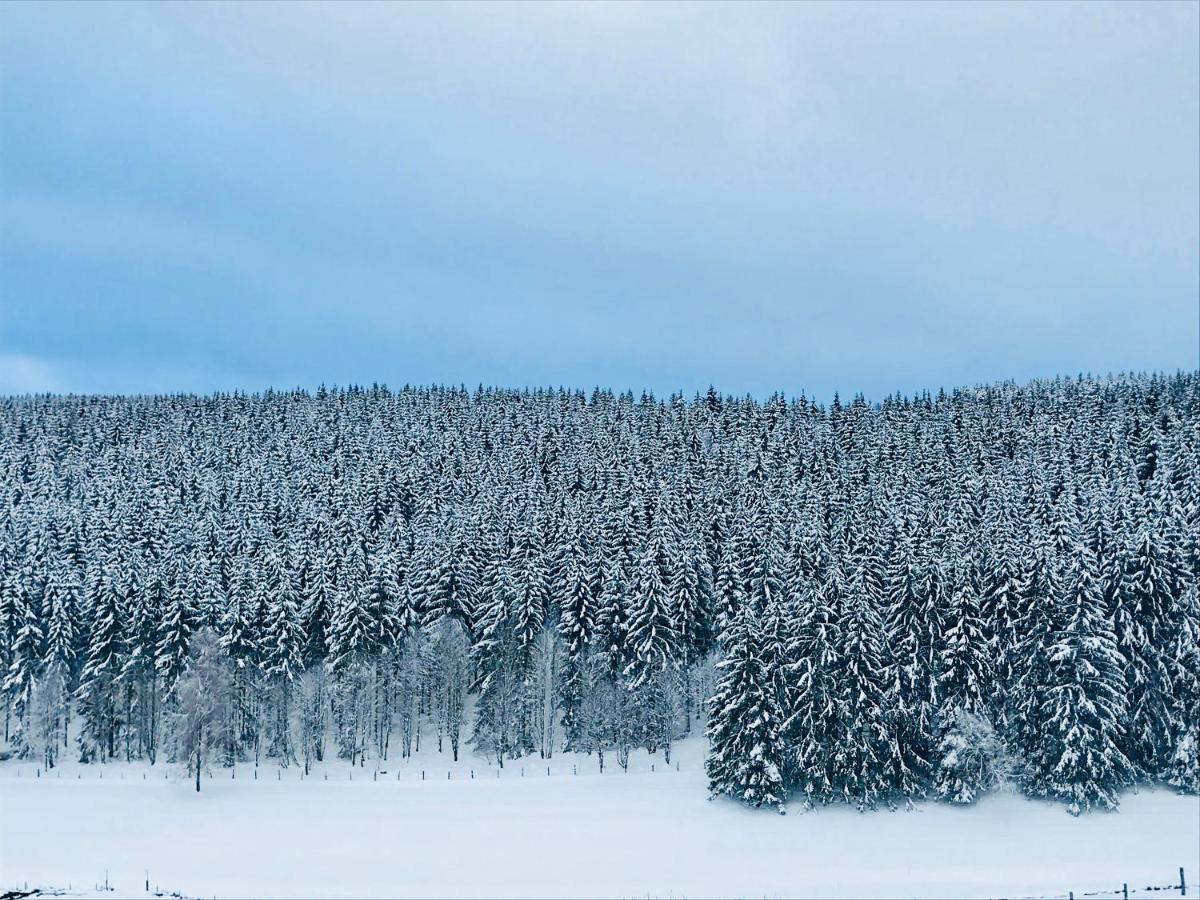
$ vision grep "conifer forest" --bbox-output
[2,372,1197,816]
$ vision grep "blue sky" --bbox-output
[1,1,1197,399]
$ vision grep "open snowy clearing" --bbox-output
[2,739,1196,900]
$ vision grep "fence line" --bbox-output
[8,756,686,785]
[1008,868,1187,900]
[3,866,1187,900]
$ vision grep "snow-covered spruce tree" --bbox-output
[120,565,164,763]
[1024,543,1134,814]
[297,551,333,769]
[260,550,304,763]
[219,562,262,763]
[836,564,902,810]
[35,564,77,766]
[512,519,549,651]
[979,540,1023,730]
[705,602,787,813]
[882,540,937,798]
[471,559,526,766]
[75,562,124,763]
[326,546,381,765]
[1007,545,1060,772]
[594,555,630,677]
[669,528,713,667]
[1112,525,1186,779]
[933,573,999,804]
[155,556,196,690]
[623,538,678,688]
[782,561,843,805]
[558,537,599,748]
[3,581,44,757]
[1165,582,1199,793]
[0,569,17,743]
[936,571,993,720]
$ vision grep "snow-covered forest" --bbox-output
[1,372,1197,815]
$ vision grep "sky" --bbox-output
[1,1,1197,400]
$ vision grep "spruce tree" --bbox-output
[705,602,787,812]
[1025,544,1134,814]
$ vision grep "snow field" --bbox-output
[2,737,1197,900]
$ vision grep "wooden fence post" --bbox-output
[1123,883,1128,900]
[1181,867,1187,897]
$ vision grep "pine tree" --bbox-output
[75,562,125,762]
[155,560,196,690]
[836,565,900,809]
[705,602,787,812]
[3,582,45,755]
[260,551,304,762]
[1114,526,1185,777]
[1165,582,1199,793]
[559,543,598,746]
[1025,544,1134,814]
[623,540,678,688]
[300,552,335,666]
[783,563,843,803]
[669,530,712,664]
[882,541,937,795]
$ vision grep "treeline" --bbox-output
[0,373,1196,814]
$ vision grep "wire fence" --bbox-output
[1007,867,1188,900]
[3,868,1188,900]
[5,756,686,784]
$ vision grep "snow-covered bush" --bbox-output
[934,707,1009,805]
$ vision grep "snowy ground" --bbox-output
[1,738,1196,900]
